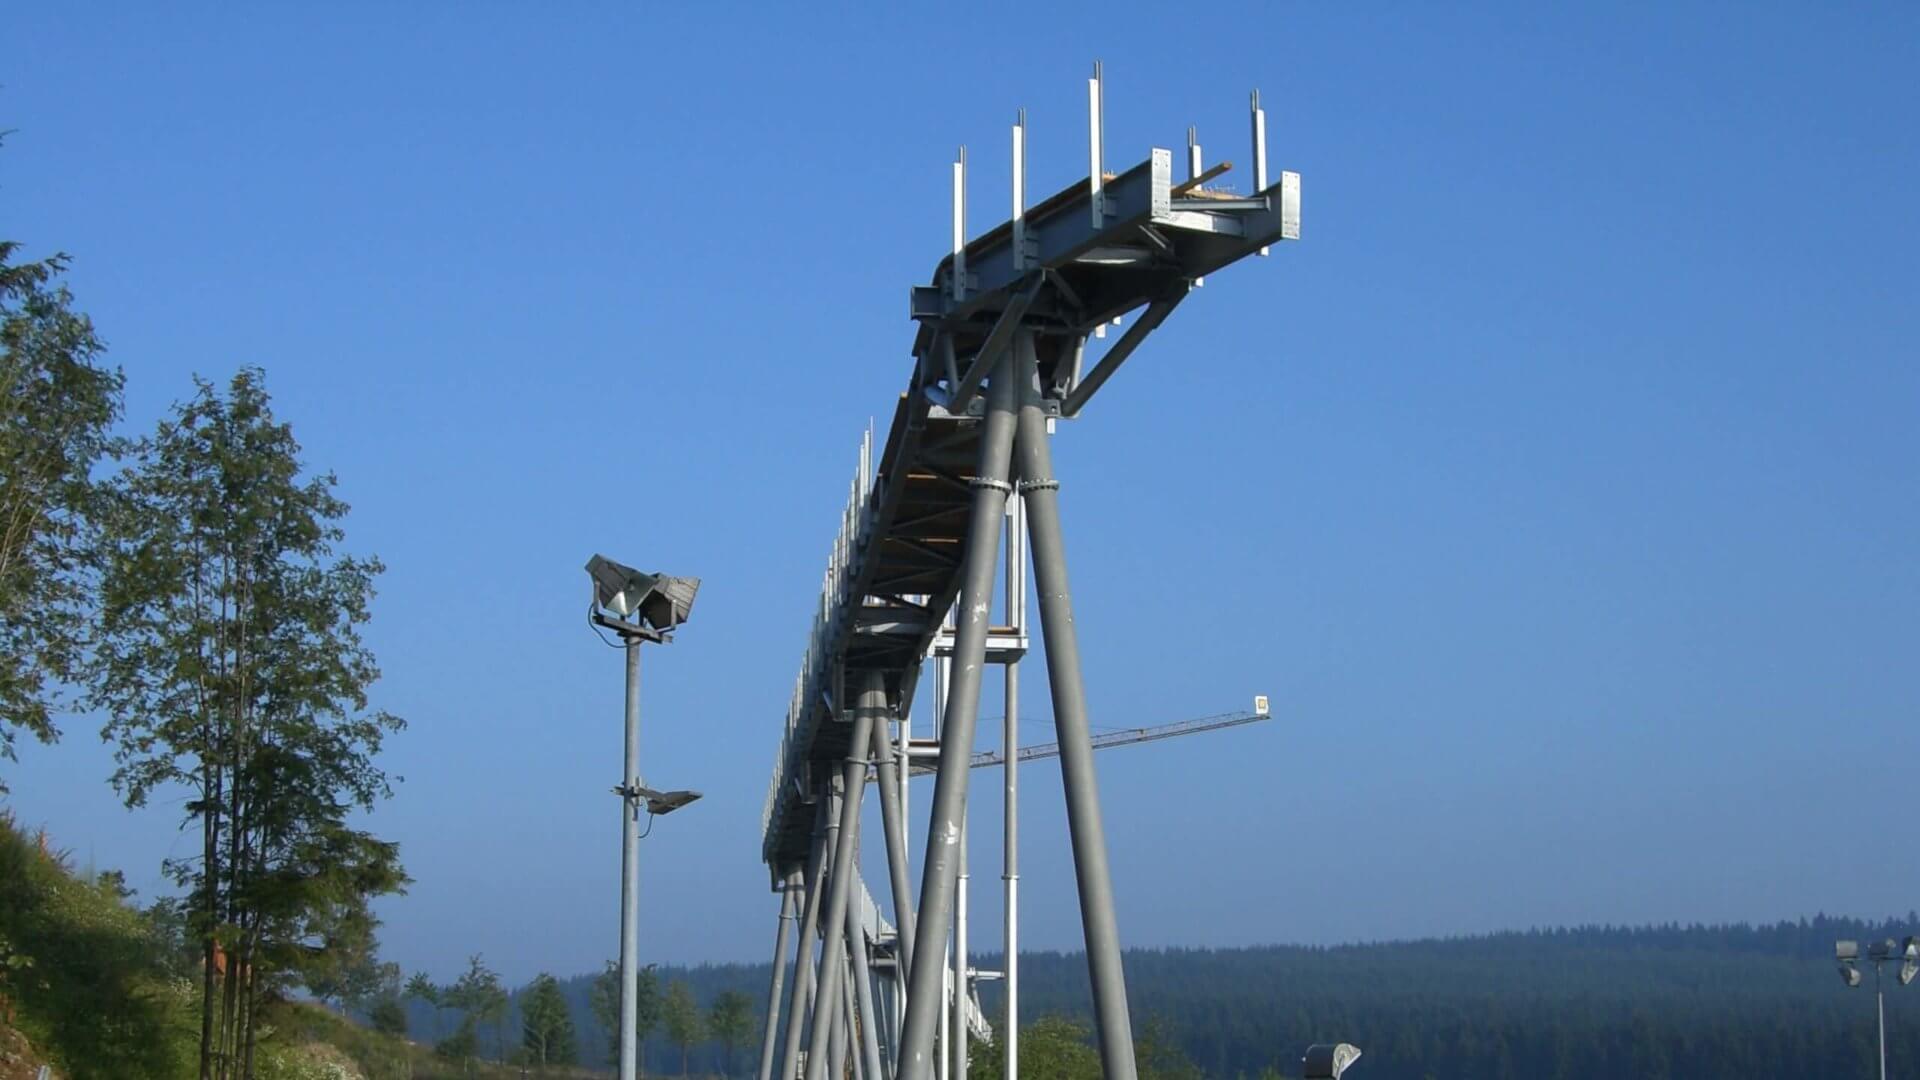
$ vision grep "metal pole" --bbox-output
[848,902,886,1080]
[951,819,968,1080]
[780,803,832,1080]
[1011,330,1139,1080]
[1003,491,1024,1080]
[1877,962,1887,1080]
[897,352,1018,1080]
[829,970,850,1080]
[758,879,800,1080]
[619,639,643,1080]
[806,688,880,1080]
[871,711,916,981]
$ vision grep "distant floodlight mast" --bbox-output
[1835,935,1915,1080]
[1839,940,1863,987]
[587,553,701,1080]
[1304,1042,1363,1079]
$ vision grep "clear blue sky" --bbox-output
[5,6,1916,986]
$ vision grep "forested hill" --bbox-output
[988,916,1920,1078]
[441,916,1920,1079]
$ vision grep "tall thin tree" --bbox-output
[91,369,404,1080]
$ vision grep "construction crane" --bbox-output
[905,696,1273,775]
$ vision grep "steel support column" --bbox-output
[779,802,832,1080]
[805,683,880,1080]
[830,971,850,1080]
[1012,331,1139,1080]
[897,351,1019,1080]
[1002,490,1024,1080]
[847,901,886,1080]
[757,877,800,1080]
[871,709,915,982]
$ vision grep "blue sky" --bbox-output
[4,5,1917,985]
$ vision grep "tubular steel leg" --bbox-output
[758,878,800,1080]
[870,715,916,983]
[1004,490,1024,1080]
[1012,332,1139,1080]
[848,904,886,1080]
[779,802,832,1080]
[897,353,1018,1080]
[806,693,879,1080]
[831,966,851,1080]
[950,820,968,1080]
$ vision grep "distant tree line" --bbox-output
[407,916,1920,1079]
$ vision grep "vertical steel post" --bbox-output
[619,639,643,1080]
[1011,331,1139,1080]
[757,880,800,1080]
[951,819,968,1080]
[829,971,850,1080]
[1251,89,1270,256]
[806,689,879,1080]
[871,703,915,982]
[779,802,832,1080]
[1877,962,1887,1080]
[1002,491,1024,1080]
[847,902,886,1080]
[897,352,1018,1080]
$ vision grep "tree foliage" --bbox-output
[706,989,753,1077]
[521,972,579,1067]
[662,980,703,1077]
[0,238,121,779]
[589,958,662,1067]
[90,369,405,1079]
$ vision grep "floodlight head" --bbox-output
[585,554,700,631]
[634,786,702,816]
[1254,694,1270,718]
[1842,966,1863,988]
[1871,939,1895,964]
[1837,940,1859,963]
[1303,1043,1363,1080]
[1901,936,1918,986]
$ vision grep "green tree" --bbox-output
[707,990,753,1078]
[443,954,509,1067]
[90,369,405,1080]
[405,971,443,1038]
[591,959,662,1071]
[662,981,703,1077]
[0,238,121,783]
[521,972,579,1067]
[369,995,408,1036]
[969,1016,1101,1080]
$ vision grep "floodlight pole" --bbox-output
[618,635,643,1080]
[1877,960,1886,1080]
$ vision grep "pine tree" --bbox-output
[521,972,578,1067]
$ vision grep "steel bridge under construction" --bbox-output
[751,66,1301,1080]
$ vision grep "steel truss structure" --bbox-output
[755,68,1300,1080]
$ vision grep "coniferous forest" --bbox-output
[495,916,1920,1079]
